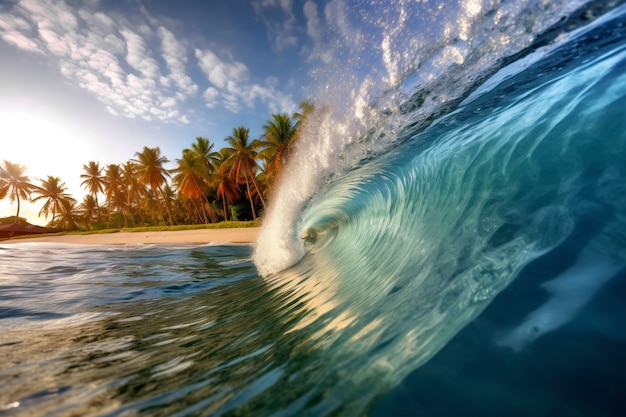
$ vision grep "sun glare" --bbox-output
[0,104,90,224]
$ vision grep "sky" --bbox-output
[0,0,527,225]
[0,0,343,224]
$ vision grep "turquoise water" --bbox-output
[2,1,626,416]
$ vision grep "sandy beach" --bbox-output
[2,227,260,245]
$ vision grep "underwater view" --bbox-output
[2,0,626,416]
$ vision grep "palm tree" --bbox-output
[121,161,146,226]
[57,198,80,231]
[293,100,315,140]
[132,146,175,225]
[224,126,266,220]
[31,175,76,227]
[80,161,105,221]
[171,149,217,223]
[181,137,221,223]
[104,163,129,227]
[0,160,34,223]
[79,194,101,226]
[161,184,178,224]
[190,137,220,174]
[214,148,240,221]
[257,113,298,185]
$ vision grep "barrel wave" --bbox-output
[254,1,626,415]
[1,2,624,417]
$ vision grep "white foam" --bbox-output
[252,0,592,277]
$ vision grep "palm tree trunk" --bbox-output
[157,187,176,225]
[196,199,208,224]
[14,191,20,223]
[190,199,200,224]
[249,172,267,209]
[244,173,257,220]
[222,198,228,221]
[151,188,166,225]
[94,194,102,221]
[132,190,145,226]
[106,195,114,224]
[197,198,207,224]
[201,194,217,223]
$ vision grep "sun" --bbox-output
[0,101,89,224]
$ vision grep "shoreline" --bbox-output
[0,227,260,245]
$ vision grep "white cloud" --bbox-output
[102,33,125,55]
[39,29,71,56]
[252,0,298,51]
[0,12,41,52]
[78,10,115,32]
[301,0,366,66]
[0,12,31,32]
[245,84,296,115]
[280,0,293,12]
[202,87,220,109]
[161,97,177,108]
[120,29,160,80]
[17,0,78,57]
[21,0,78,32]
[1,30,39,52]
[195,47,295,115]
[1,0,298,125]
[106,105,119,116]
[222,93,241,113]
[195,48,249,89]
[158,26,198,96]
[300,0,335,64]
[252,0,292,13]
[266,76,279,87]
[0,0,204,125]
[303,0,322,43]
[324,0,357,46]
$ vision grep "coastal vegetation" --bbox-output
[0,103,312,231]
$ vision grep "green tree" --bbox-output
[190,137,220,174]
[133,146,175,225]
[78,194,101,227]
[122,161,146,227]
[80,161,106,221]
[257,113,298,186]
[57,198,80,231]
[214,148,240,221]
[31,175,76,227]
[293,100,315,140]
[0,160,34,223]
[171,149,217,223]
[161,184,177,224]
[224,126,266,220]
[104,164,128,227]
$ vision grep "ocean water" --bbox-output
[2,1,626,416]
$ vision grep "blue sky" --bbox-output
[0,0,342,222]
